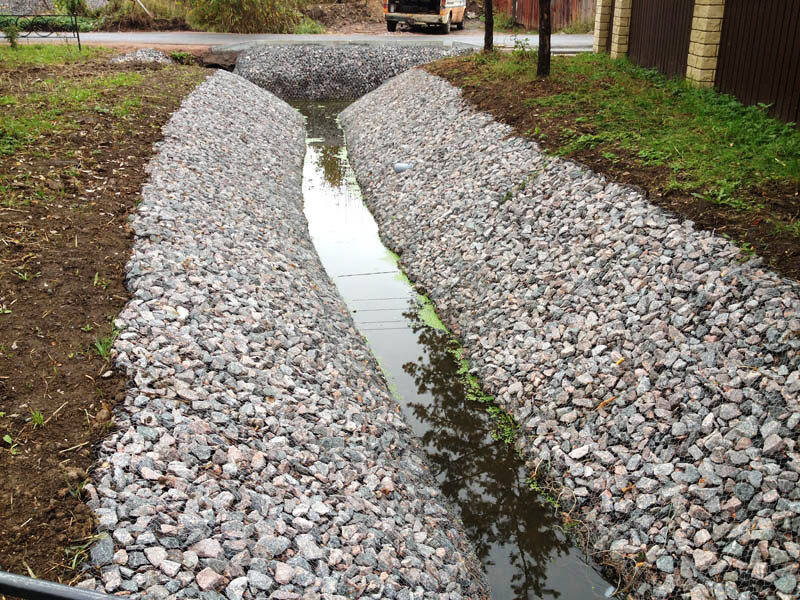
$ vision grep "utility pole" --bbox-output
[484,0,494,51]
[537,0,551,76]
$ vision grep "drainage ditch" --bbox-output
[295,100,615,600]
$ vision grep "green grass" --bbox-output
[0,44,105,67]
[0,57,148,155]
[468,51,800,214]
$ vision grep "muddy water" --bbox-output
[296,101,613,600]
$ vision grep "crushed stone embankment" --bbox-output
[234,45,473,101]
[341,68,800,600]
[81,70,490,600]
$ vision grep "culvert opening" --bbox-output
[294,99,616,600]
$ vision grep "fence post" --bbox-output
[686,0,725,87]
[608,0,631,59]
[592,0,614,53]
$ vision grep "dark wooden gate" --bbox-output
[627,0,694,77]
[715,0,800,126]
[605,0,616,53]
[494,0,594,31]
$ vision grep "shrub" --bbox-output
[187,0,305,33]
[293,16,324,34]
[99,0,189,30]
[2,23,20,48]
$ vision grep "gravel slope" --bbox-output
[341,69,800,600]
[82,70,489,600]
[234,45,473,100]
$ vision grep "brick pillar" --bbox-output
[609,0,632,59]
[686,0,726,87]
[593,0,615,53]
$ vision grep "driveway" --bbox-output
[45,30,593,53]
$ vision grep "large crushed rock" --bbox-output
[341,69,800,600]
[111,48,172,65]
[234,44,473,101]
[81,70,489,600]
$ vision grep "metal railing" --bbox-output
[1,13,81,50]
[0,571,112,600]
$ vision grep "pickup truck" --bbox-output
[383,0,467,33]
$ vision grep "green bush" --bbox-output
[54,0,90,16]
[187,0,305,33]
[99,0,189,30]
[0,16,99,32]
[293,17,324,34]
[2,23,20,48]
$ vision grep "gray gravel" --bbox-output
[111,48,172,64]
[80,70,489,600]
[234,45,473,101]
[341,68,800,600]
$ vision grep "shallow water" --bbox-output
[296,100,613,600]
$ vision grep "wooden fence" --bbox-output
[715,0,800,126]
[494,0,594,31]
[627,0,694,78]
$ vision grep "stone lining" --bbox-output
[81,70,489,600]
[234,44,473,101]
[341,68,800,600]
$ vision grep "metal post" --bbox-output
[72,11,81,51]
[0,571,114,600]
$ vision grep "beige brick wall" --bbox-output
[609,0,632,59]
[686,0,726,86]
[593,0,615,53]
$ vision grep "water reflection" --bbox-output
[403,311,576,600]
[295,100,612,600]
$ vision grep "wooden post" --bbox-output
[484,0,494,51]
[537,0,551,76]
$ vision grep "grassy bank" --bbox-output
[426,50,800,279]
[0,44,205,584]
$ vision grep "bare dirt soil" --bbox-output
[0,53,206,584]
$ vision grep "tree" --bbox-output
[484,0,494,52]
[537,0,551,76]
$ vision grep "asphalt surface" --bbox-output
[36,30,593,53]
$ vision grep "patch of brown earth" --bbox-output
[0,56,207,584]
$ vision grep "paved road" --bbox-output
[52,30,592,53]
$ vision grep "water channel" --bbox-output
[295,101,614,600]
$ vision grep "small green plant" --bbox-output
[0,306,12,315]
[2,23,20,49]
[30,409,45,428]
[81,323,93,332]
[64,538,95,570]
[3,433,20,455]
[13,270,32,281]
[93,272,109,288]
[93,329,118,359]
[529,476,560,510]
[293,17,324,34]
[169,50,194,64]
[67,477,88,498]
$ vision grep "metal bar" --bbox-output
[73,11,81,51]
[0,571,115,600]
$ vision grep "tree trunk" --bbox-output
[537,0,551,76]
[484,0,494,52]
